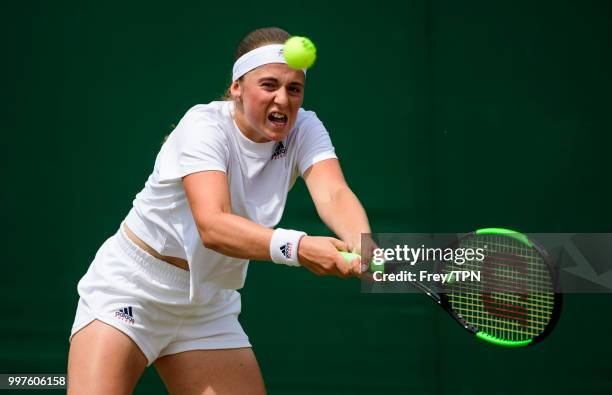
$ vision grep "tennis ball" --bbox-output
[283,36,317,70]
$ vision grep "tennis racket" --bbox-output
[341,227,562,347]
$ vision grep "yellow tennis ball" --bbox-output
[283,36,317,70]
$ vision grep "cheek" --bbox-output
[242,102,262,125]
[291,99,302,117]
[243,94,268,120]
[291,95,304,110]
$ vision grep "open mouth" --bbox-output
[268,111,288,127]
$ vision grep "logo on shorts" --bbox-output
[115,306,135,325]
[280,242,293,259]
[271,142,288,160]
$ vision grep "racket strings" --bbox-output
[444,235,556,341]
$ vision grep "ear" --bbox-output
[230,80,242,101]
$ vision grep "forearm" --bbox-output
[197,212,273,260]
[315,186,370,251]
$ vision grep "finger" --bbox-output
[329,265,347,279]
[329,238,349,252]
[350,258,362,278]
[335,255,352,278]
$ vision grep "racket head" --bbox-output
[438,228,563,347]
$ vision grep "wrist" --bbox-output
[270,228,307,266]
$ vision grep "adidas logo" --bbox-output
[271,141,288,160]
[280,242,293,259]
[115,306,135,325]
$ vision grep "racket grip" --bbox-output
[339,251,360,261]
[339,251,385,273]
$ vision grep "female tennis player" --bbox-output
[67,27,370,395]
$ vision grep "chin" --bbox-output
[261,125,292,141]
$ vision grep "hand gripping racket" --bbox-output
[341,228,563,347]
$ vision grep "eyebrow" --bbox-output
[257,76,304,87]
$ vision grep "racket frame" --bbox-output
[351,228,563,347]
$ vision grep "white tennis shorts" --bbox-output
[70,225,251,366]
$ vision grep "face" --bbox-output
[231,63,305,143]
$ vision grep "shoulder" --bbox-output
[155,102,231,179]
[171,101,233,143]
[181,101,232,128]
[290,107,330,144]
[294,107,323,131]
[290,108,326,142]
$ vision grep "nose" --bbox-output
[274,87,289,107]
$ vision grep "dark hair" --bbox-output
[222,27,291,100]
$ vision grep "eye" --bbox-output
[261,82,276,90]
[289,86,302,94]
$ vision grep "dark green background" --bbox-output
[3,0,611,394]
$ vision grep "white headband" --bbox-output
[232,44,306,81]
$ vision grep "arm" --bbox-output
[183,170,273,260]
[303,158,371,254]
[183,170,356,277]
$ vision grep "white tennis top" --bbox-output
[124,100,337,302]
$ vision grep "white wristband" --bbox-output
[270,228,306,266]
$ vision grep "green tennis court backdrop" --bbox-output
[3,1,611,394]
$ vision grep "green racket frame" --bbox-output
[342,228,563,347]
